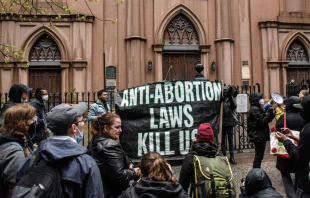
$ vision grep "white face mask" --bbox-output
[21,98,26,103]
[259,99,264,105]
[42,94,49,102]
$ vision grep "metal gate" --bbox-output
[232,83,261,151]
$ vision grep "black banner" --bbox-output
[115,80,222,159]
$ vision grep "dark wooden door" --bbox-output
[28,69,61,110]
[28,69,61,93]
[287,68,309,84]
[162,54,199,81]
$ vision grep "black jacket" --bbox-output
[29,99,47,141]
[242,168,283,198]
[88,135,137,198]
[284,122,310,193]
[223,96,238,127]
[120,178,189,198]
[179,141,218,193]
[275,96,306,173]
[247,92,275,142]
[0,84,31,117]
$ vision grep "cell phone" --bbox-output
[280,128,285,134]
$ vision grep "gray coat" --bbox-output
[0,134,25,198]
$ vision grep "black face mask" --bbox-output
[27,121,37,137]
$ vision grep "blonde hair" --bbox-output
[90,113,120,138]
[139,152,176,183]
[0,103,36,156]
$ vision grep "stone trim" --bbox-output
[199,45,212,53]
[214,38,234,43]
[267,61,282,68]
[71,60,87,68]
[152,44,164,52]
[125,36,147,42]
[259,20,310,29]
[0,13,94,23]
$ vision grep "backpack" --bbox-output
[192,155,236,198]
[11,150,64,198]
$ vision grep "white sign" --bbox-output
[236,94,248,113]
[106,79,116,87]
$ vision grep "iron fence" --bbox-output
[223,83,261,152]
[286,78,307,98]
[1,83,261,151]
[0,91,116,146]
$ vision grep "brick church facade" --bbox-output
[1,0,310,99]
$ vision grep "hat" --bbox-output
[294,96,310,112]
[46,102,87,133]
[196,123,214,142]
[286,96,300,111]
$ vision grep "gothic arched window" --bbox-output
[286,40,309,64]
[29,35,61,61]
[163,14,199,46]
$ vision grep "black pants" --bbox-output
[253,140,267,168]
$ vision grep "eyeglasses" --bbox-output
[76,118,87,124]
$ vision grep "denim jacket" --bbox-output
[88,100,111,121]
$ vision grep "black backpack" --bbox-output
[11,150,64,198]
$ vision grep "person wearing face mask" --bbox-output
[0,84,32,126]
[16,102,104,198]
[248,92,275,168]
[29,87,48,144]
[276,96,310,198]
[0,103,36,198]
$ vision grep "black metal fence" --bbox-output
[220,83,261,152]
[0,91,117,147]
[0,91,116,112]
[233,83,261,151]
[1,83,261,151]
[286,78,307,98]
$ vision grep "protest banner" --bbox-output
[115,80,222,159]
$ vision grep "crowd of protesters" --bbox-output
[0,83,310,198]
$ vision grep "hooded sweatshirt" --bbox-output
[245,168,283,198]
[16,138,104,198]
[120,178,189,198]
[247,92,275,142]
[0,84,31,117]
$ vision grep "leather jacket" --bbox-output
[88,135,137,198]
